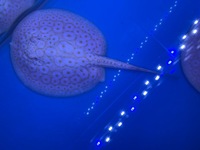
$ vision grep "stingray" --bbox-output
[10,9,158,97]
[0,0,34,35]
[0,0,48,46]
[181,20,200,92]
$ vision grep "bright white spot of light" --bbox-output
[105,137,110,142]
[118,122,123,127]
[97,141,101,146]
[142,90,148,96]
[157,65,162,70]
[97,142,101,146]
[131,107,135,111]
[194,20,199,25]
[155,75,160,81]
[182,35,187,40]
[145,80,150,85]
[108,126,113,131]
[168,60,172,65]
[171,50,175,54]
[133,96,137,100]
[120,111,125,116]
[180,44,186,50]
[192,29,198,34]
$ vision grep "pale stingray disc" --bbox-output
[11,9,106,97]
[181,21,200,92]
[0,0,34,34]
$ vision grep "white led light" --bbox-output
[192,29,198,34]
[108,126,113,131]
[182,35,187,40]
[145,80,150,85]
[157,65,162,70]
[155,75,160,80]
[118,122,123,127]
[133,96,137,100]
[97,141,101,146]
[142,90,148,96]
[168,60,172,65]
[180,44,186,50]
[171,50,175,54]
[105,137,110,142]
[194,20,199,25]
[131,107,135,111]
[120,111,125,116]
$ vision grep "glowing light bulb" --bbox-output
[194,20,199,24]
[155,75,160,81]
[108,126,113,131]
[142,90,148,96]
[145,80,150,85]
[180,44,186,50]
[157,65,162,70]
[118,122,123,127]
[105,137,110,142]
[120,111,125,116]
[97,141,101,146]
[192,29,198,34]
[182,35,187,40]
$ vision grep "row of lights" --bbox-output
[90,0,179,148]
[94,62,177,147]
[180,19,199,50]
[85,1,178,117]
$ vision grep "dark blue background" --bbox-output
[0,0,200,150]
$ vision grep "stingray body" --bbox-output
[181,20,200,92]
[0,0,34,34]
[11,9,155,97]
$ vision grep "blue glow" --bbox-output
[108,126,113,131]
[118,122,123,127]
[194,19,199,24]
[120,111,125,116]
[97,141,101,146]
[142,90,148,96]
[105,137,110,142]
[131,107,135,111]
[168,60,173,65]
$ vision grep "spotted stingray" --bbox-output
[11,9,156,97]
[181,20,200,92]
[0,0,34,34]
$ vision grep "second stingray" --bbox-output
[10,9,159,97]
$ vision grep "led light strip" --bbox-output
[84,0,178,117]
[86,0,179,148]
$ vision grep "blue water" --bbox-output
[0,0,200,150]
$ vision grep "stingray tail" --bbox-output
[89,55,158,74]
